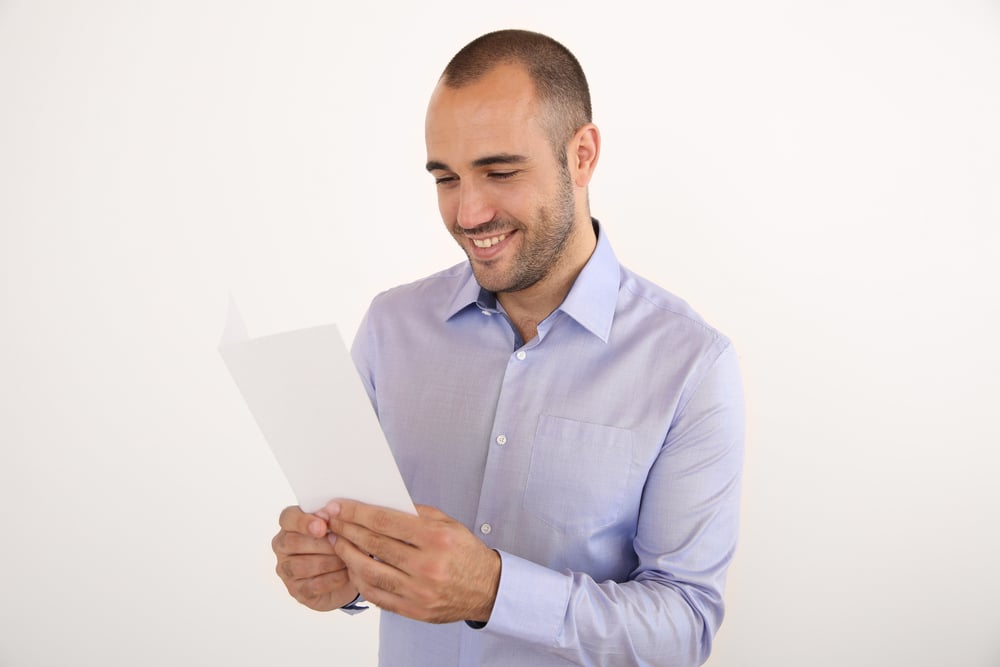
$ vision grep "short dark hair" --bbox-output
[441,29,592,157]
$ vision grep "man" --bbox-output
[272,29,744,666]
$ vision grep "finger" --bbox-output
[334,531,410,612]
[329,518,420,571]
[276,553,346,582]
[292,569,353,606]
[327,499,422,545]
[272,529,339,556]
[279,505,327,538]
[414,504,450,521]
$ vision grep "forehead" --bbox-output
[425,64,549,164]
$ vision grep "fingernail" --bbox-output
[308,519,325,537]
[326,501,341,517]
[327,533,338,546]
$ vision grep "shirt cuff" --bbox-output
[339,593,369,615]
[479,550,571,644]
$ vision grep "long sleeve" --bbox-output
[482,343,745,666]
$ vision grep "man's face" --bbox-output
[425,64,578,294]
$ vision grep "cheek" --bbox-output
[502,188,539,223]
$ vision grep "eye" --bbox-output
[489,171,518,180]
[434,175,458,186]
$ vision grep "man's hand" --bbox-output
[324,500,501,625]
[272,506,359,612]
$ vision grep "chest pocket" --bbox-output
[523,415,635,532]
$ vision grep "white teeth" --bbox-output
[472,234,507,248]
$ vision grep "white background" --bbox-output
[2,1,998,665]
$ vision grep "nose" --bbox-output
[455,180,495,230]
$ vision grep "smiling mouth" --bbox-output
[471,233,508,248]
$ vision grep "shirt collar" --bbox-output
[444,266,489,320]
[444,219,621,342]
[556,220,620,342]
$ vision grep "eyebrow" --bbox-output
[425,153,529,173]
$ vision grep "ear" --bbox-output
[567,123,601,188]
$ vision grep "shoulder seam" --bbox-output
[619,277,725,343]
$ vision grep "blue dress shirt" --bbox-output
[350,222,745,666]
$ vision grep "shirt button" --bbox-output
[481,310,492,316]
[515,350,526,360]
[496,434,507,446]
[480,523,492,535]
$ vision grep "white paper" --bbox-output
[218,297,414,514]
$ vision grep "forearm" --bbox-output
[482,547,724,666]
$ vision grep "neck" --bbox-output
[497,217,596,342]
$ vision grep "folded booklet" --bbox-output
[218,297,414,515]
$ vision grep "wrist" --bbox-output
[468,549,502,624]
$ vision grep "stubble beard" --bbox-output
[460,170,577,294]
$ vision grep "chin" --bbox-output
[470,268,511,293]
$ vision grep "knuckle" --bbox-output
[298,582,315,601]
[328,569,348,588]
[278,505,300,528]
[299,578,322,601]
[280,532,302,553]
[364,532,388,558]
[427,526,454,550]
[371,510,394,533]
